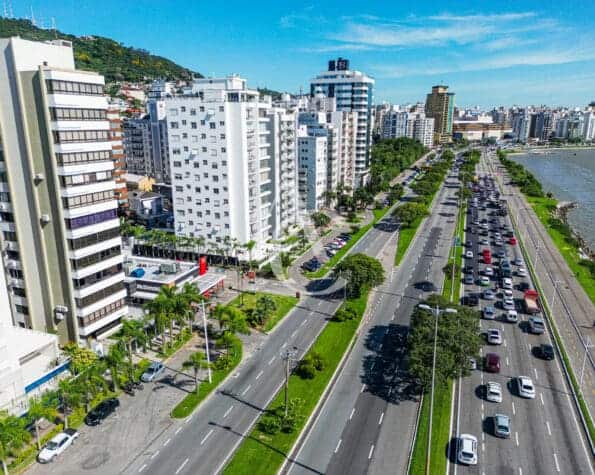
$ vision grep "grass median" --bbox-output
[228,292,299,333]
[395,215,423,266]
[223,291,369,475]
[171,338,242,418]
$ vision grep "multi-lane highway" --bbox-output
[449,154,594,475]
[286,156,461,475]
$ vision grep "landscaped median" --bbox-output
[223,291,370,475]
[227,292,299,333]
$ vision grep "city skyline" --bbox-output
[7,0,595,107]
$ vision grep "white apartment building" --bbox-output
[382,109,408,139]
[297,127,328,212]
[167,76,290,260]
[382,109,434,148]
[0,37,127,344]
[310,58,374,185]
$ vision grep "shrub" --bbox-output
[259,414,281,435]
[295,360,316,379]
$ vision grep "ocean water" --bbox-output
[510,149,595,250]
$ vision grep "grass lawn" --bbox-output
[228,292,299,332]
[408,380,453,475]
[223,291,369,475]
[171,338,242,418]
[395,215,423,265]
[528,196,595,305]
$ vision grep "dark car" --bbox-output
[85,398,119,426]
[462,294,479,306]
[535,343,555,360]
[517,282,530,292]
[484,353,501,373]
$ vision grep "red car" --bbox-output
[485,353,501,373]
[508,237,517,245]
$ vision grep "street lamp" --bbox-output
[548,279,563,313]
[200,300,212,383]
[580,337,595,387]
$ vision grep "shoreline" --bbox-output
[507,145,595,155]
[555,202,594,260]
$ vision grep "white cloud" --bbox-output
[296,43,378,53]
[428,12,536,22]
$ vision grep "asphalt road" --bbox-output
[449,155,594,475]
[286,158,462,475]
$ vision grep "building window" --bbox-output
[45,79,103,96]
[56,150,111,165]
[50,107,107,121]
[53,130,109,144]
[210,123,216,129]
[62,190,114,209]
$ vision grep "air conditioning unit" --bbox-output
[40,214,50,225]
[54,305,68,321]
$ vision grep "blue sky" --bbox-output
[16,0,595,107]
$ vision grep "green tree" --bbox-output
[392,202,429,228]
[62,343,98,375]
[78,362,109,412]
[119,318,147,361]
[27,392,59,450]
[182,352,210,394]
[0,411,31,475]
[104,344,126,391]
[253,294,277,326]
[244,240,257,271]
[57,378,83,429]
[310,212,331,228]
[334,253,385,297]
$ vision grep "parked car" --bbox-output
[463,294,479,306]
[141,361,165,382]
[503,289,514,299]
[514,257,524,266]
[486,382,502,403]
[502,278,513,290]
[508,237,517,245]
[535,343,555,360]
[465,250,474,259]
[517,376,536,399]
[485,353,501,373]
[517,281,530,292]
[457,434,478,465]
[37,429,79,463]
[528,316,545,334]
[493,413,511,438]
[84,398,119,426]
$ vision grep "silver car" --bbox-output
[494,413,511,438]
[141,362,165,382]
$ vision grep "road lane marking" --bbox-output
[175,426,182,435]
[185,414,193,423]
[361,384,366,393]
[138,464,147,473]
[175,458,189,475]
[378,412,384,425]
[281,342,287,349]
[300,319,307,327]
[391,314,395,321]
[256,370,264,380]
[506,357,509,366]
[335,439,342,453]
[267,356,275,365]
[223,406,233,418]
[533,368,538,380]
[540,393,544,406]
[546,421,552,436]
[241,385,252,396]
[200,429,214,445]
[349,408,355,420]
[150,450,159,459]
[504,339,507,347]
[512,402,516,415]
[290,330,297,339]
[482,442,485,452]
[515,432,519,447]
[163,438,171,447]
[553,453,560,472]
[368,444,375,459]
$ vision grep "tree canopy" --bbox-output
[334,253,385,297]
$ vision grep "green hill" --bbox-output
[0,18,198,82]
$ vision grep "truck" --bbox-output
[523,290,540,314]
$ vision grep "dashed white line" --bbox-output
[138,464,147,473]
[515,431,519,447]
[378,412,384,425]
[533,368,538,380]
[175,426,182,435]
[504,339,507,347]
[300,319,307,327]
[281,342,287,349]
[175,458,189,475]
[368,444,375,460]
[349,408,355,420]
[512,402,516,415]
[540,393,545,406]
[546,421,552,436]
[200,429,214,445]
[185,414,193,423]
[150,450,159,459]
[335,439,342,453]
[256,370,264,380]
[482,442,485,452]
[223,405,233,418]
[553,453,560,472]
[267,356,275,365]
[361,384,366,393]
[290,330,297,339]
[506,357,509,366]
[241,385,252,396]
[391,314,395,321]
[163,438,171,447]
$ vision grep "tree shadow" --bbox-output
[360,323,421,404]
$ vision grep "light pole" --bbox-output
[281,347,298,416]
[580,338,595,387]
[548,279,563,313]
[201,300,212,383]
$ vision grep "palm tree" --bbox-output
[225,307,250,336]
[218,331,237,357]
[244,240,256,271]
[27,392,59,450]
[182,352,210,394]
[212,304,229,331]
[120,318,148,359]
[0,411,31,475]
[255,294,277,326]
[79,362,108,412]
[57,379,83,429]
[195,236,206,257]
[104,344,126,391]
[180,283,202,332]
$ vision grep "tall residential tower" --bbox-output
[425,85,455,144]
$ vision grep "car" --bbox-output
[483,289,496,300]
[469,357,477,370]
[457,434,478,465]
[503,298,515,310]
[505,310,518,322]
[464,274,474,285]
[479,276,490,286]
[502,278,513,290]
[483,306,496,319]
[493,413,511,438]
[514,257,524,266]
[486,382,503,402]
[517,281,530,292]
[465,250,473,259]
[487,328,502,345]
[465,240,473,248]
[494,239,504,247]
[463,294,479,306]
[326,248,337,257]
[37,429,79,463]
[493,232,502,240]
[503,289,514,299]
[528,316,545,334]
[84,398,120,426]
[480,238,489,245]
[508,237,517,245]
[141,361,165,382]
[496,249,507,259]
[535,343,555,360]
[485,353,501,373]
[483,267,494,277]
[517,376,536,399]
[517,267,527,277]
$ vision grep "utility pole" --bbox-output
[201,300,212,383]
[281,348,297,416]
[426,305,440,475]
[580,337,594,387]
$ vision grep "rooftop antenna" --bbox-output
[51,17,57,38]
[30,5,36,26]
[8,0,13,18]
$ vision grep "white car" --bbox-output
[503,289,514,299]
[483,306,496,320]
[514,257,524,266]
[502,278,513,290]
[503,298,515,310]
[505,310,518,322]
[457,434,478,465]
[483,267,494,277]
[37,429,79,463]
[517,376,536,399]
[466,250,474,259]
[517,267,527,277]
[487,328,502,345]
[486,382,503,403]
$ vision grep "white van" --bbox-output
[505,310,518,323]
